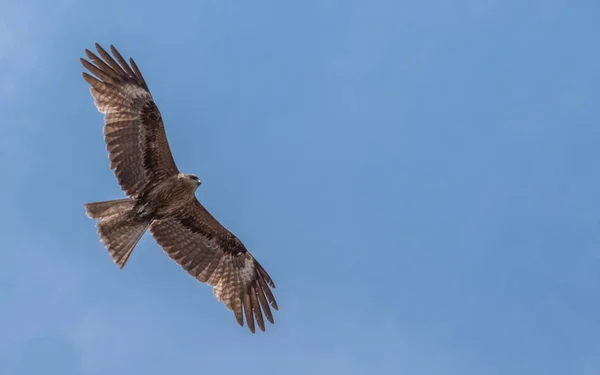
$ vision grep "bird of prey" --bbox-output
[80,43,278,333]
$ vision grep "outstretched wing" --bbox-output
[80,43,179,197]
[149,199,279,333]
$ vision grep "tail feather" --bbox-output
[85,199,150,269]
[84,198,136,220]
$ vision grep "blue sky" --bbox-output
[1,0,600,374]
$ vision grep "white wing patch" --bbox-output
[123,83,150,99]
[211,253,256,308]
[239,256,256,284]
[89,83,150,115]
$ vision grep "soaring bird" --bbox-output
[81,43,278,333]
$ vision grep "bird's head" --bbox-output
[186,174,202,189]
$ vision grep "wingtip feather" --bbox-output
[243,293,256,334]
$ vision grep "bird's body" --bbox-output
[136,173,200,218]
[81,43,278,333]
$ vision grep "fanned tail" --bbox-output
[85,199,150,268]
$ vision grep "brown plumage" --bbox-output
[81,43,278,333]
